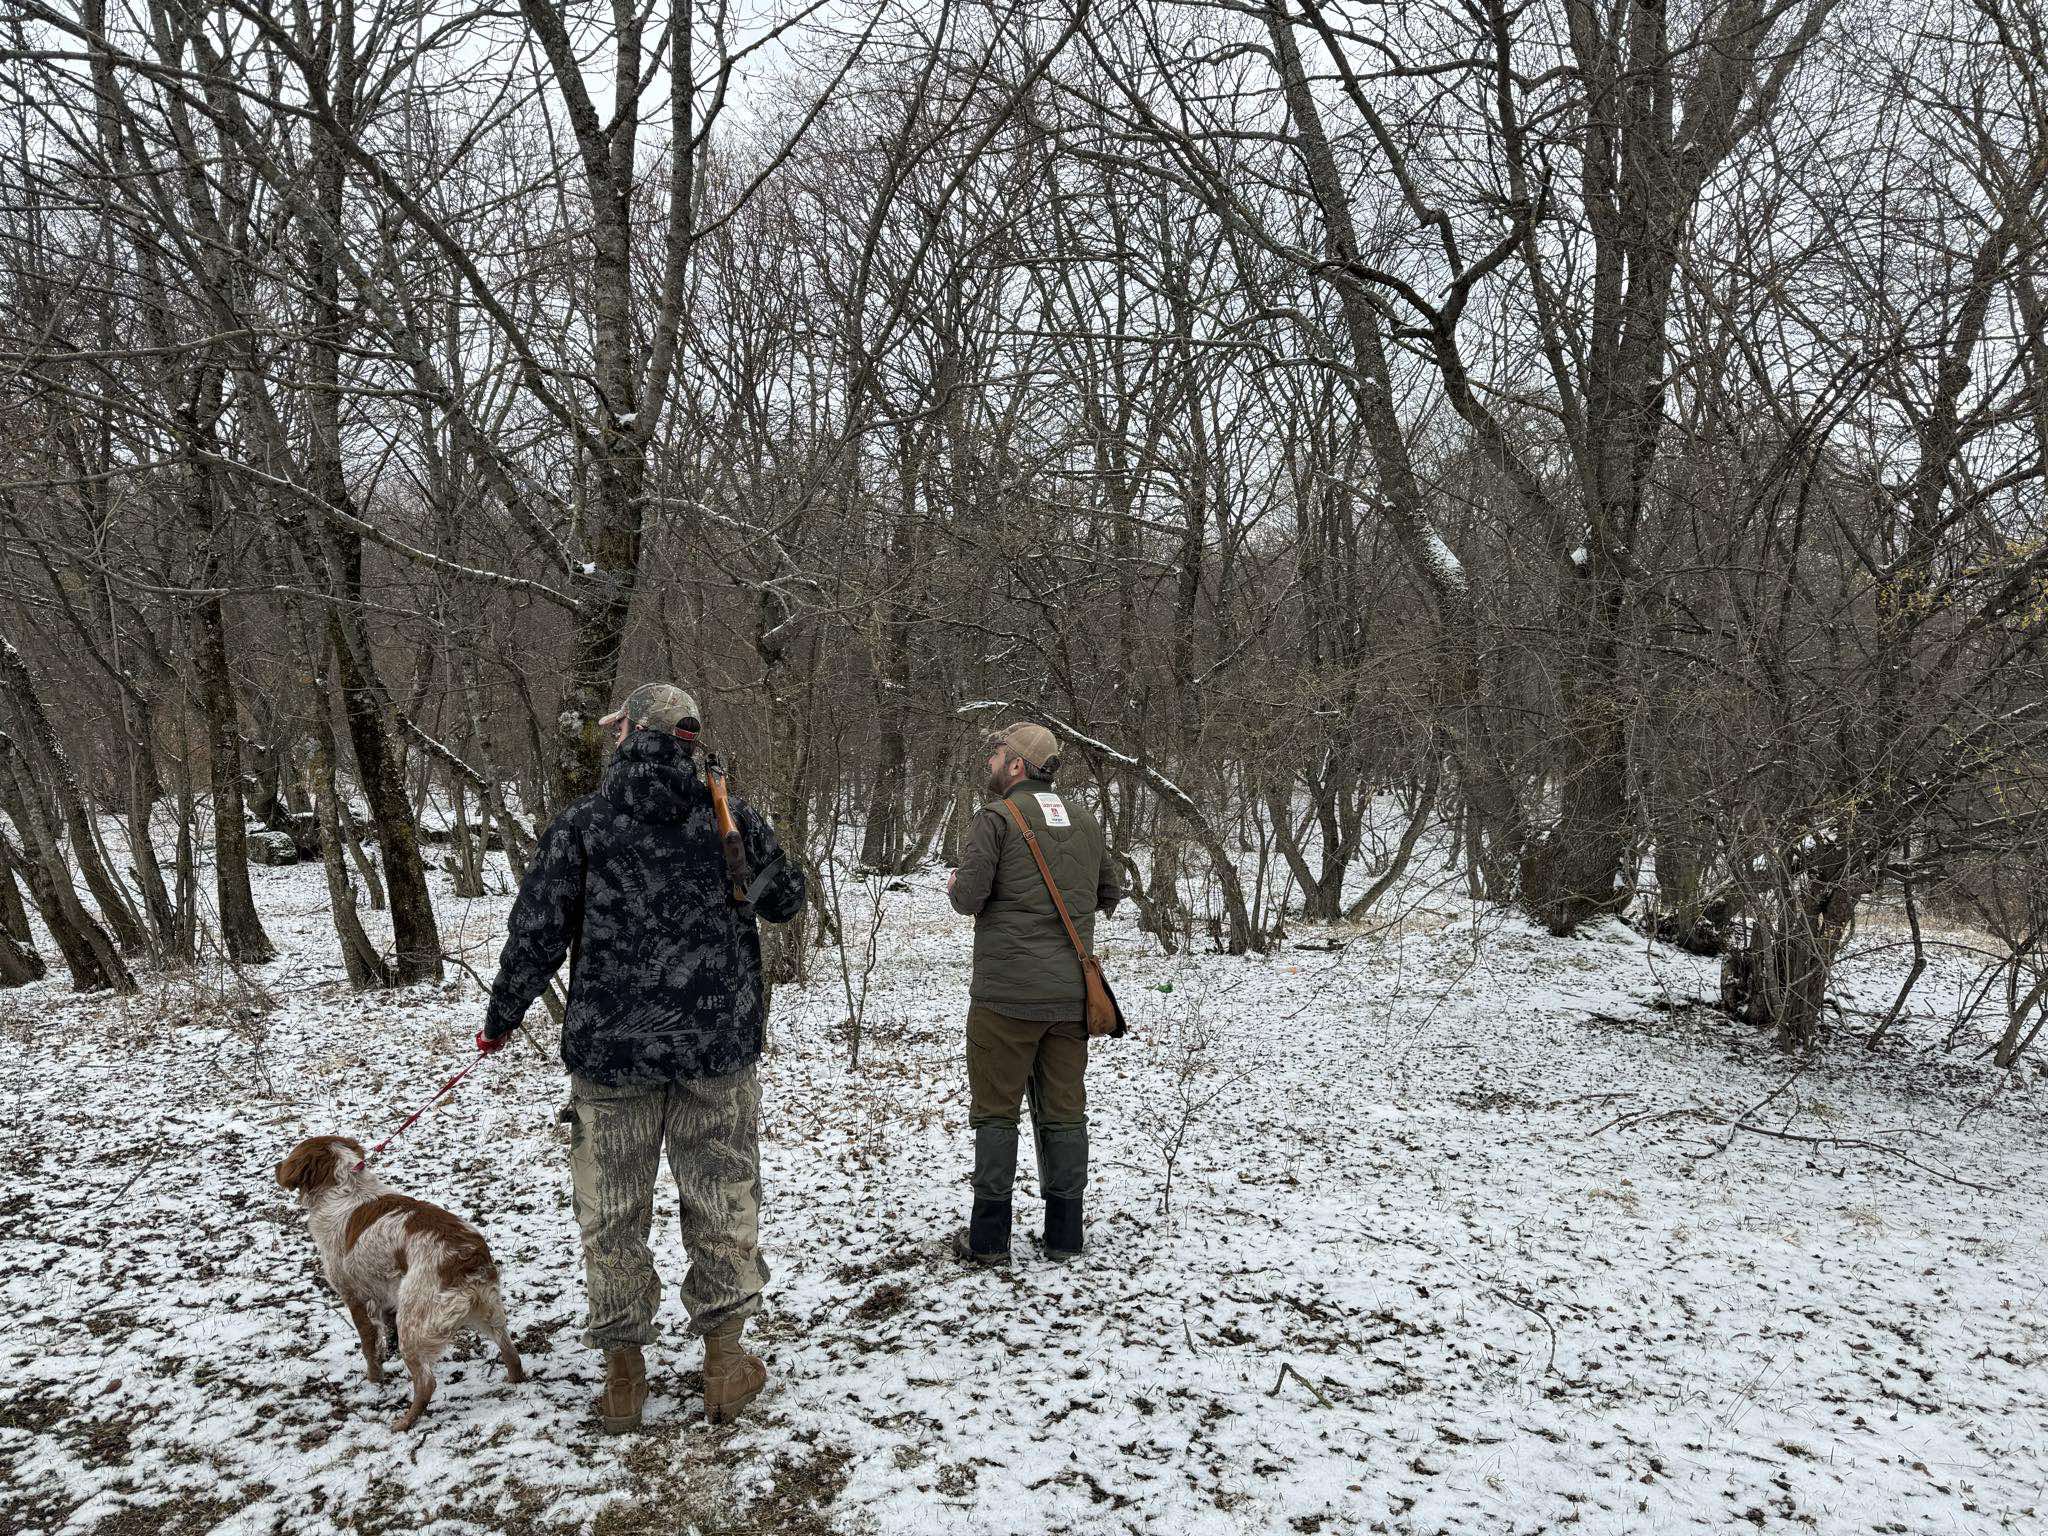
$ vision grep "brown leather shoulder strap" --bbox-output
[1002,798,1089,962]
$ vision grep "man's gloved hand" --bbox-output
[476,1027,513,1056]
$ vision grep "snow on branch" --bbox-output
[956,699,1201,820]
[398,714,488,791]
[1424,530,1467,592]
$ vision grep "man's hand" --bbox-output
[947,869,957,896]
[476,1027,513,1056]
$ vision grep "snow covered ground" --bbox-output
[3,836,2045,1535]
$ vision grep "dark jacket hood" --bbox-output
[601,730,707,824]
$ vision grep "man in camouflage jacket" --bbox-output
[480,682,804,1432]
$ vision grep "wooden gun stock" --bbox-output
[705,754,748,904]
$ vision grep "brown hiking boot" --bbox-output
[702,1320,766,1424]
[597,1346,647,1434]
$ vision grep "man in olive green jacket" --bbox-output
[946,722,1121,1264]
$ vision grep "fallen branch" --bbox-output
[1710,1122,2008,1194]
[1596,1062,2009,1193]
[1697,1062,1812,1156]
[1543,1090,1637,1112]
[91,1140,165,1215]
[1266,1361,1335,1408]
[1488,1288,1559,1374]
[1586,1102,1717,1136]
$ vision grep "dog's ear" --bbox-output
[276,1142,317,1192]
[277,1139,342,1194]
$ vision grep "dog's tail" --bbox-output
[462,1270,511,1332]
[415,1277,479,1351]
[399,1264,487,1354]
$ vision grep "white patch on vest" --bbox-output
[1035,793,1070,828]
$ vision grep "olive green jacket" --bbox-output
[948,775,1121,1021]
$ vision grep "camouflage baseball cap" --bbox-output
[600,681,701,734]
[987,721,1060,775]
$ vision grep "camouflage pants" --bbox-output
[563,1066,768,1350]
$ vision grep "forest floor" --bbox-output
[3,832,2045,1535]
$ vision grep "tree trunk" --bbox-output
[1519,585,1635,934]
[299,12,440,985]
[297,518,430,966]
[546,183,644,805]
[755,615,819,989]
[940,768,975,868]
[1992,966,2048,1070]
[0,929,42,988]
[122,693,183,962]
[168,708,200,960]
[0,822,34,947]
[456,655,537,879]
[0,637,151,957]
[0,831,47,987]
[860,437,917,872]
[1264,785,1325,922]
[342,794,387,913]
[0,739,133,993]
[310,641,392,991]
[1721,867,1860,1050]
[447,778,485,899]
[243,737,290,830]
[185,433,274,965]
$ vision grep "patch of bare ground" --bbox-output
[81,1493,257,1536]
[586,1428,853,1536]
[335,1474,582,1536]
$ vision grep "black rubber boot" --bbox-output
[1044,1196,1083,1260]
[1039,1125,1088,1259]
[953,1197,1013,1266]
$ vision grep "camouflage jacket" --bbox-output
[484,730,805,1084]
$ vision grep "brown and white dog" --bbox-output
[275,1135,525,1429]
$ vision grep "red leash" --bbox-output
[354,1051,489,1171]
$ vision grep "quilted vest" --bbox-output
[970,777,1107,1021]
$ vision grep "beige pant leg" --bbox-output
[567,1075,667,1350]
[662,1065,769,1335]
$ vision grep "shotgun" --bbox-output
[705,753,749,904]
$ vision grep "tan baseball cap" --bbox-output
[987,721,1060,775]
[600,681,701,734]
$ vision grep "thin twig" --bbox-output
[1586,1102,1715,1136]
[1488,1288,1559,1374]
[1604,1062,2008,1192]
[92,1141,165,1214]
[1544,1090,1637,1112]
[1713,1124,2008,1193]
[1266,1361,1336,1408]
[1697,1062,1812,1156]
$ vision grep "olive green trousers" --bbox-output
[965,1004,1088,1205]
